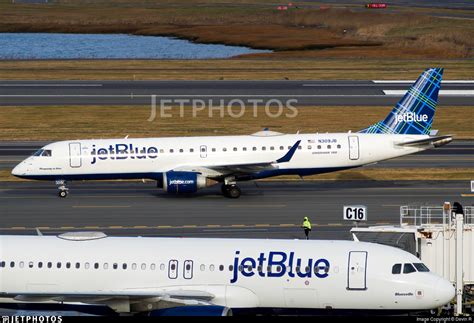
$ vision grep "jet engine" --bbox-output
[160,171,217,194]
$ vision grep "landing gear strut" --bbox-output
[221,184,241,199]
[56,180,69,198]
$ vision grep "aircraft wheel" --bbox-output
[227,185,241,199]
[58,190,68,198]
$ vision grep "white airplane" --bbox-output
[12,68,452,198]
[0,233,455,316]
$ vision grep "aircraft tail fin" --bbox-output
[360,68,443,135]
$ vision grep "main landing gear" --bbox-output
[221,177,241,198]
[56,180,69,198]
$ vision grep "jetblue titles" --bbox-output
[395,112,428,123]
[230,251,330,283]
[91,144,158,164]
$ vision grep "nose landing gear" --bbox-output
[56,180,69,198]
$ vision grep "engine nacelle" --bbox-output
[147,305,232,316]
[161,171,216,194]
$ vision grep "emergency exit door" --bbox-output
[347,251,367,290]
[69,142,82,168]
[348,136,359,160]
[200,145,207,158]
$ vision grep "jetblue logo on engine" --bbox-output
[169,179,195,185]
[395,112,428,123]
[91,144,158,164]
[230,251,330,283]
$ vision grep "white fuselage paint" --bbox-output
[12,133,428,180]
[0,236,455,312]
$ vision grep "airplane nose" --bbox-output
[11,162,26,177]
[435,277,455,306]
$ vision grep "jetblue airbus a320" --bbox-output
[12,68,452,198]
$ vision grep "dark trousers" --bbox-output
[304,228,311,240]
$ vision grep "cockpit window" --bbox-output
[392,263,402,274]
[413,263,430,272]
[403,263,416,274]
[32,149,44,156]
[32,149,51,157]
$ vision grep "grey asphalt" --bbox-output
[0,180,472,240]
[0,80,473,106]
[1,140,472,170]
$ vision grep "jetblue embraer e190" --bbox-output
[12,68,452,198]
[0,233,455,316]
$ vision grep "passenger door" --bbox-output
[348,136,359,160]
[69,142,82,168]
[347,251,367,290]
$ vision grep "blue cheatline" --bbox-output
[360,68,443,135]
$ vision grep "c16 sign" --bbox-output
[343,205,367,221]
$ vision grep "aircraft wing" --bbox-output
[173,140,301,178]
[11,289,216,313]
[396,135,452,148]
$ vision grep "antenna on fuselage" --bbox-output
[35,228,43,236]
[124,135,129,139]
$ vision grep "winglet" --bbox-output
[276,140,300,163]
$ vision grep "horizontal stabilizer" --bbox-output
[396,135,452,148]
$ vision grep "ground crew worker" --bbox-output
[302,216,312,240]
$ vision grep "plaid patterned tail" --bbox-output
[360,68,443,135]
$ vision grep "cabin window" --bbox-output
[317,145,321,149]
[151,264,156,270]
[243,147,247,151]
[403,263,416,274]
[298,146,302,150]
[252,147,257,151]
[288,146,292,149]
[141,263,146,270]
[327,145,331,149]
[238,265,243,272]
[209,265,215,271]
[103,263,108,270]
[212,148,216,152]
[229,265,233,271]
[267,266,272,273]
[94,263,99,269]
[296,266,300,273]
[85,263,90,270]
[122,263,127,270]
[38,262,43,268]
[19,261,24,268]
[308,145,312,150]
[179,149,183,153]
[392,264,402,274]
[76,263,80,269]
[233,147,238,152]
[159,149,164,153]
[169,149,174,153]
[262,147,266,151]
[132,263,137,270]
[223,148,227,152]
[337,144,341,149]
[47,262,52,269]
[276,265,282,272]
[270,146,275,151]
[200,264,205,271]
[57,262,62,269]
[160,263,165,271]
[0,261,5,268]
[219,265,224,271]
[66,262,71,269]
[29,261,33,268]
[113,263,118,270]
[413,263,430,272]
[257,266,262,273]
[10,261,15,268]
[280,146,284,150]
[190,148,194,153]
